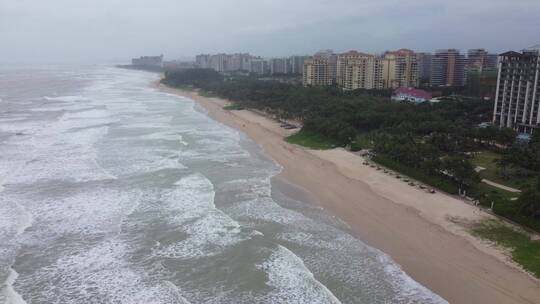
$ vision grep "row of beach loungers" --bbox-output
[279,122,299,130]
[362,161,436,194]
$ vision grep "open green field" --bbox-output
[472,151,533,189]
[474,182,518,201]
[472,220,540,278]
[285,129,342,150]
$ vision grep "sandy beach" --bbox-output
[160,84,540,304]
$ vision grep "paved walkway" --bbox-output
[482,179,522,193]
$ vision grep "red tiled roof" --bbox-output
[394,87,432,100]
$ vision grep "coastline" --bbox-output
[158,83,540,304]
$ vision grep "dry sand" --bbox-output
[160,84,540,304]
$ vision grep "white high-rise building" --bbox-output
[493,47,540,134]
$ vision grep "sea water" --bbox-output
[0,65,447,303]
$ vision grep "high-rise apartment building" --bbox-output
[336,51,383,90]
[132,55,163,67]
[197,53,253,72]
[493,48,540,134]
[289,56,308,74]
[195,54,211,69]
[416,52,432,84]
[302,50,339,87]
[467,49,497,73]
[314,50,337,84]
[303,57,333,87]
[248,58,268,75]
[269,58,289,75]
[382,49,418,88]
[208,54,230,72]
[227,53,251,71]
[430,49,466,86]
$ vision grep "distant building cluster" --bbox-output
[303,49,418,91]
[195,53,308,75]
[129,44,539,136]
[131,55,163,67]
[302,48,498,89]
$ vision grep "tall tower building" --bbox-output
[314,50,337,84]
[248,58,268,75]
[336,51,383,90]
[289,56,308,74]
[493,47,540,134]
[303,57,333,87]
[195,54,211,69]
[430,49,466,86]
[467,49,497,73]
[416,52,433,85]
[382,49,418,88]
[269,58,289,75]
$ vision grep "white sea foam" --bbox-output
[19,188,142,239]
[273,216,449,303]
[0,194,33,241]
[258,245,342,304]
[130,131,184,142]
[44,95,91,102]
[64,108,112,119]
[2,269,27,304]
[5,126,114,184]
[15,240,186,304]
[154,174,251,259]
[379,254,448,304]
[0,120,44,134]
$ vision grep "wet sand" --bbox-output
[160,84,540,304]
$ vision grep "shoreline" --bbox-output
[158,83,540,304]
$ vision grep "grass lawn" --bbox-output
[285,129,341,150]
[474,182,517,201]
[471,220,540,278]
[472,151,533,189]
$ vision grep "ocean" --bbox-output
[0,65,447,303]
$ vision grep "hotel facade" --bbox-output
[382,49,418,89]
[336,51,384,90]
[303,57,334,86]
[307,49,417,90]
[493,48,540,134]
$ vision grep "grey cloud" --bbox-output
[0,0,539,63]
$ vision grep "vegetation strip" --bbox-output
[471,220,540,279]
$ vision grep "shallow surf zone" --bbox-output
[0,66,447,304]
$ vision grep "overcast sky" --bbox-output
[1,0,539,63]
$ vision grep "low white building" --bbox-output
[391,87,433,103]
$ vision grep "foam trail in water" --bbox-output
[2,269,27,304]
[154,174,251,259]
[44,95,90,102]
[258,245,342,304]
